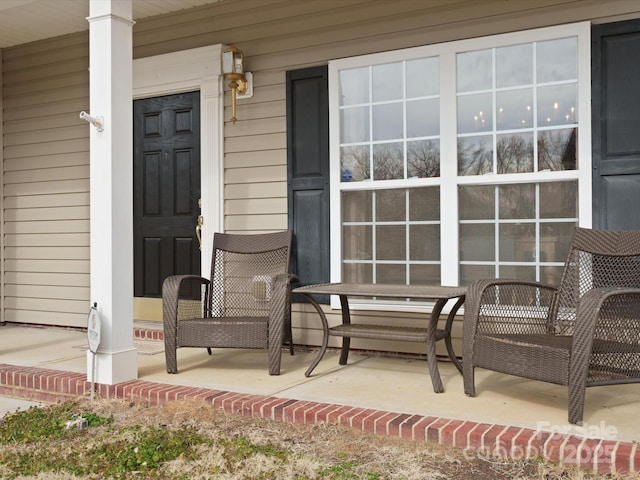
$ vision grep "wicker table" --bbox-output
[292,283,466,393]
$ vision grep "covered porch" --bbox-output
[2,1,640,476]
[0,321,638,475]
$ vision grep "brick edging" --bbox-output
[0,363,636,475]
[134,326,164,341]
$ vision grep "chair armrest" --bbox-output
[574,287,640,340]
[463,278,558,337]
[568,287,640,413]
[462,279,558,387]
[571,287,640,376]
[162,275,210,331]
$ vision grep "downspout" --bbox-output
[0,47,4,324]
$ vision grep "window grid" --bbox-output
[330,23,590,300]
[342,189,441,286]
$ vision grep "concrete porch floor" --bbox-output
[0,322,639,475]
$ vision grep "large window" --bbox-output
[329,23,591,294]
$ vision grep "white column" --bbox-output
[86,0,137,384]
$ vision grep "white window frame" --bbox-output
[328,22,592,311]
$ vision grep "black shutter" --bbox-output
[286,65,330,303]
[592,19,640,230]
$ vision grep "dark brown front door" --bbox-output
[133,91,201,297]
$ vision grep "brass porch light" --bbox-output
[222,45,249,124]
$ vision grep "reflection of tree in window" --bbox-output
[341,145,370,181]
[538,128,577,171]
[458,138,493,175]
[373,143,404,180]
[497,135,533,174]
[407,140,440,178]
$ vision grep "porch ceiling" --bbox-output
[0,0,221,49]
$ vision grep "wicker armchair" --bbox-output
[163,230,295,375]
[463,227,640,424]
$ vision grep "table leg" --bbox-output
[300,293,329,377]
[443,296,465,374]
[338,295,351,365]
[428,298,447,393]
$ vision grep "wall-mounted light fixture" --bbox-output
[221,45,253,124]
[79,111,104,132]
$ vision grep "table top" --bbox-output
[292,282,466,300]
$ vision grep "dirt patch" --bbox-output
[1,398,636,479]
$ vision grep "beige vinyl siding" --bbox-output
[2,0,639,344]
[132,0,640,238]
[2,32,89,327]
[129,0,640,355]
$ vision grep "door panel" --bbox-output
[592,20,640,229]
[134,92,201,298]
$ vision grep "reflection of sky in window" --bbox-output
[373,63,403,102]
[373,103,403,140]
[457,49,492,92]
[407,57,439,97]
[537,84,577,126]
[340,107,369,143]
[457,93,493,133]
[537,37,577,82]
[497,43,533,87]
[340,67,369,105]
[496,89,533,130]
[407,99,439,137]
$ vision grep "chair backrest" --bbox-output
[552,227,640,334]
[208,231,292,317]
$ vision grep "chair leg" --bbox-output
[285,304,294,355]
[164,337,178,374]
[268,346,282,375]
[568,380,586,425]
[284,325,294,356]
[207,347,212,355]
[463,364,476,397]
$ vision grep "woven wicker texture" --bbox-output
[463,227,640,425]
[163,230,294,375]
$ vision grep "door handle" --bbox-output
[195,215,204,250]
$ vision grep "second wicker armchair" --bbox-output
[463,227,640,425]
